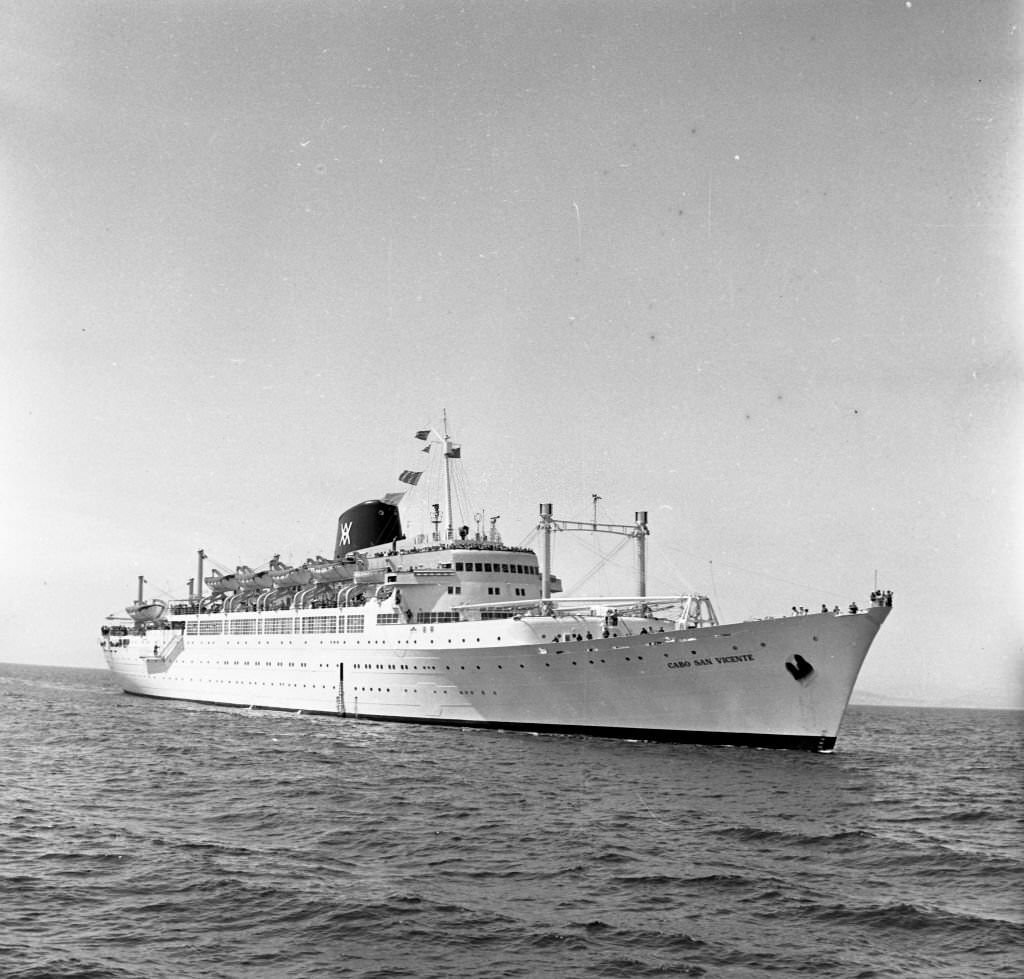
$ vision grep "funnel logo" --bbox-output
[338,522,352,547]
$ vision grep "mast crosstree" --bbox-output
[538,504,649,599]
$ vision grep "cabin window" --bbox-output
[345,615,365,633]
[484,563,492,572]
[475,563,483,572]
[263,618,294,635]
[417,611,459,624]
[301,615,337,634]
[455,562,464,571]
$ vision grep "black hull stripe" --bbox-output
[122,690,837,752]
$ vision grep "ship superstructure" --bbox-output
[100,420,891,751]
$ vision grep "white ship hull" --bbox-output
[103,604,889,751]
[101,420,893,751]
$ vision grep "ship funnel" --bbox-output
[335,500,404,559]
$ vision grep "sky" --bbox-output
[1,0,1020,708]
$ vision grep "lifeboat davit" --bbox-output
[234,565,259,591]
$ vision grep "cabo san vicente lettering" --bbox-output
[667,653,756,670]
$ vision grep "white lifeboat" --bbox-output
[308,558,354,584]
[205,570,237,594]
[271,564,312,588]
[126,599,167,624]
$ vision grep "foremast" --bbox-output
[416,409,462,543]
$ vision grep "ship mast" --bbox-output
[414,412,462,543]
[441,409,454,541]
[539,504,650,599]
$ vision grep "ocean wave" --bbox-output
[810,899,1024,940]
[2,668,1020,979]
[1,958,137,979]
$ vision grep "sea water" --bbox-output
[1,663,1020,979]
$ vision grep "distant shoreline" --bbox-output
[850,694,1022,712]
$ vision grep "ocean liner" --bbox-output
[101,420,891,751]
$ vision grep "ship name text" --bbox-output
[667,653,755,670]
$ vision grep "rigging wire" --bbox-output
[709,560,721,610]
[201,553,235,574]
[451,461,476,535]
[567,536,631,594]
[657,540,849,602]
[399,434,848,603]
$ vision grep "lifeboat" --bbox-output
[271,564,313,588]
[252,556,289,591]
[205,570,237,594]
[308,557,354,585]
[251,568,281,591]
[126,599,167,624]
[234,566,259,592]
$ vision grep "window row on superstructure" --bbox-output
[185,613,371,636]
[453,560,538,575]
